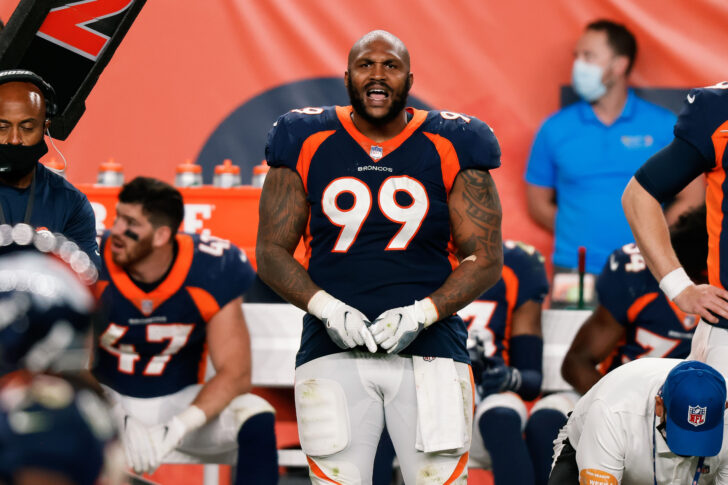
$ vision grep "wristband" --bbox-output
[659,267,695,300]
[307,290,337,320]
[417,297,440,327]
[175,405,207,433]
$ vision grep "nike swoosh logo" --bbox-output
[610,255,619,271]
[687,93,696,103]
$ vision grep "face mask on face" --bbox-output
[0,140,48,181]
[572,59,607,102]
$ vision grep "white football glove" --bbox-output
[370,298,439,354]
[120,414,160,475]
[149,406,206,465]
[308,290,377,353]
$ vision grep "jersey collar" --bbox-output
[104,233,194,316]
[335,106,427,162]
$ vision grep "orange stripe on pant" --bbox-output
[443,452,469,484]
[306,456,344,484]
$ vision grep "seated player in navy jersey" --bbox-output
[562,204,707,393]
[462,240,549,485]
[0,226,124,485]
[92,178,278,483]
[257,30,503,484]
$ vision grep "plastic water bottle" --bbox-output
[96,159,124,186]
[175,159,203,187]
[43,156,66,179]
[213,159,241,188]
[251,161,269,188]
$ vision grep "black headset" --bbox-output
[0,69,58,118]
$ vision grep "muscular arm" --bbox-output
[255,166,321,310]
[429,168,503,318]
[191,296,251,419]
[561,305,625,394]
[526,184,556,232]
[622,177,728,322]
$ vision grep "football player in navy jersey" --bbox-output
[563,205,707,393]
[93,177,278,483]
[257,30,503,484]
[462,240,549,485]
[623,82,728,378]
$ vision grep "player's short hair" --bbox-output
[670,204,708,283]
[586,19,637,74]
[119,177,184,235]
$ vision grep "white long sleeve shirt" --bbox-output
[562,358,728,484]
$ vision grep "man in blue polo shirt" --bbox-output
[0,70,99,266]
[525,20,702,306]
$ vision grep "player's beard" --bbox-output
[112,234,154,267]
[347,77,411,126]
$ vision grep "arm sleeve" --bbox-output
[437,113,501,172]
[634,137,712,203]
[264,113,301,170]
[524,122,556,188]
[64,194,100,268]
[458,117,501,171]
[575,400,626,483]
[509,334,543,400]
[206,244,257,309]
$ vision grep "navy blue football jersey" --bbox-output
[266,106,501,366]
[93,232,255,397]
[674,83,728,326]
[0,372,115,485]
[460,241,548,364]
[596,243,698,372]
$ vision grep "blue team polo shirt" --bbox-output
[0,162,99,266]
[525,90,675,273]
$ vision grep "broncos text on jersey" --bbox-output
[93,232,255,398]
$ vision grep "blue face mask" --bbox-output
[572,59,606,102]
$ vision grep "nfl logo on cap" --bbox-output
[688,405,707,427]
[662,360,727,457]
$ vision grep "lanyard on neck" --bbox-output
[0,170,36,225]
[653,412,706,485]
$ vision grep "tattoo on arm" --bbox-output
[430,169,503,317]
[455,169,502,261]
[255,167,320,309]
